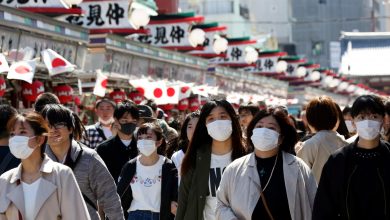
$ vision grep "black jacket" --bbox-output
[96,135,138,183]
[117,157,178,220]
[313,139,390,220]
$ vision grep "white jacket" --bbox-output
[216,152,317,220]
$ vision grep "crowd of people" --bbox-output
[1,92,390,220]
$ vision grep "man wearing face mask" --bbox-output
[82,98,116,149]
[313,95,390,220]
[96,100,139,183]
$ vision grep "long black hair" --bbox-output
[181,100,246,176]
[178,111,200,152]
[41,104,85,141]
[246,109,298,154]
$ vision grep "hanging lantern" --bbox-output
[189,97,200,112]
[276,60,288,73]
[109,89,127,103]
[213,35,228,54]
[189,28,206,48]
[296,66,307,77]
[129,90,144,104]
[310,71,321,81]
[53,85,74,104]
[177,98,189,111]
[159,104,174,111]
[0,76,6,97]
[74,95,81,106]
[129,8,150,30]
[22,80,44,102]
[244,47,258,64]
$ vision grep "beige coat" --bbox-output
[0,156,91,220]
[216,152,317,220]
[296,130,347,183]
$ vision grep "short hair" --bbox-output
[95,98,116,109]
[246,109,298,154]
[306,96,339,131]
[342,106,352,116]
[34,92,60,113]
[350,95,385,118]
[41,104,85,141]
[114,100,139,120]
[238,102,259,116]
[0,105,17,139]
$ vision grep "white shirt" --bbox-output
[203,151,232,220]
[171,150,185,179]
[102,126,112,139]
[129,155,164,213]
[22,178,42,220]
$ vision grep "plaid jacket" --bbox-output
[81,122,109,149]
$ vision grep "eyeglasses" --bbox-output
[48,122,67,130]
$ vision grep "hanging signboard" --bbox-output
[209,39,257,66]
[188,25,227,57]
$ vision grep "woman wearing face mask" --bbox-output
[176,100,247,220]
[117,122,178,220]
[313,95,390,220]
[41,104,124,220]
[0,112,91,220]
[171,111,200,178]
[216,109,317,220]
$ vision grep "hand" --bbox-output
[171,201,178,215]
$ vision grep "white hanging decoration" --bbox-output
[310,71,321,81]
[189,28,206,47]
[213,35,228,54]
[275,60,288,73]
[244,47,258,64]
[296,66,307,77]
[129,8,150,30]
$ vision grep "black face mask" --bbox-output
[120,122,137,135]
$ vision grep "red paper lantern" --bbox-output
[159,104,174,111]
[0,76,6,97]
[178,98,189,111]
[73,96,81,106]
[109,90,127,103]
[128,91,144,104]
[22,80,44,102]
[53,85,73,104]
[189,97,200,112]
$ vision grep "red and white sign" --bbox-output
[210,40,258,66]
[188,26,227,57]
[189,97,200,111]
[109,90,127,103]
[0,54,10,74]
[7,60,36,84]
[0,0,68,8]
[53,85,74,104]
[41,49,75,76]
[128,91,144,104]
[22,80,44,102]
[93,70,108,97]
[177,98,189,111]
[0,76,6,97]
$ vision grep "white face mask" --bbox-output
[355,120,382,140]
[9,136,36,159]
[206,120,232,142]
[137,139,156,156]
[99,117,114,125]
[251,128,280,151]
[345,120,356,133]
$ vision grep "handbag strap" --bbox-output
[260,191,275,220]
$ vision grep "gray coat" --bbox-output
[46,140,124,220]
[216,152,317,220]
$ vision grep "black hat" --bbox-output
[137,105,154,119]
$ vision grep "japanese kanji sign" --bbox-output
[254,57,278,73]
[209,41,257,65]
[0,0,65,7]
[134,22,191,47]
[59,1,130,29]
[188,29,225,56]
